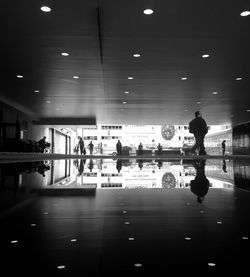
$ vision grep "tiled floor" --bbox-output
[0,158,250,276]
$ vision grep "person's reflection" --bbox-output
[157,159,163,169]
[138,159,143,170]
[222,160,227,173]
[116,159,122,173]
[37,161,50,177]
[78,159,85,175]
[88,159,94,172]
[190,159,210,203]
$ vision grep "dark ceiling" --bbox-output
[0,0,250,126]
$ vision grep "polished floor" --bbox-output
[0,157,250,276]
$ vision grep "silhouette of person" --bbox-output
[78,137,85,155]
[222,160,227,173]
[88,141,94,155]
[116,140,122,156]
[189,111,208,155]
[221,140,226,155]
[190,159,210,203]
[157,143,163,155]
[37,161,50,177]
[138,142,143,155]
[116,159,122,173]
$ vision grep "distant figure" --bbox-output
[38,136,49,153]
[78,137,85,155]
[190,159,210,203]
[157,143,163,155]
[88,141,94,155]
[116,140,122,156]
[37,161,50,177]
[221,140,226,155]
[138,142,143,155]
[116,159,122,173]
[189,111,208,155]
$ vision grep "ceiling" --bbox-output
[0,0,250,126]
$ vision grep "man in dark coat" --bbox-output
[189,111,208,155]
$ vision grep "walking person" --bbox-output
[188,111,208,155]
[221,140,226,155]
[78,137,85,155]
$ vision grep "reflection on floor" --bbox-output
[0,158,250,276]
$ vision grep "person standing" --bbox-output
[189,111,208,155]
[221,140,226,155]
[138,142,143,155]
[88,141,94,155]
[116,140,122,156]
[157,143,163,155]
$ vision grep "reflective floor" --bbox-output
[0,158,250,276]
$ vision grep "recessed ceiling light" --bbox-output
[57,265,65,270]
[128,77,134,80]
[73,76,79,79]
[133,53,141,58]
[46,100,51,104]
[212,91,218,95]
[134,263,142,267]
[11,240,18,244]
[202,54,210,58]
[34,90,39,93]
[208,263,216,267]
[236,77,242,81]
[143,9,154,15]
[197,101,201,104]
[17,75,23,78]
[240,11,250,17]
[124,91,130,94]
[122,101,127,104]
[181,77,187,80]
[246,109,250,112]
[61,52,69,56]
[41,6,51,12]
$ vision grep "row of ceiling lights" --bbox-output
[40,5,250,17]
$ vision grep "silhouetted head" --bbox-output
[195,111,201,118]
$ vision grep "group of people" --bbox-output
[75,138,94,155]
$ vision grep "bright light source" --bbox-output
[17,75,23,78]
[34,90,39,93]
[57,265,65,269]
[246,110,250,112]
[46,101,51,104]
[122,102,127,104]
[128,77,134,80]
[61,52,69,56]
[41,6,51,12]
[236,77,242,81]
[212,91,218,95]
[181,77,187,80]
[202,54,210,58]
[124,91,130,94]
[240,11,250,16]
[73,76,79,79]
[133,53,141,58]
[143,9,154,15]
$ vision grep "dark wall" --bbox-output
[233,122,250,155]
